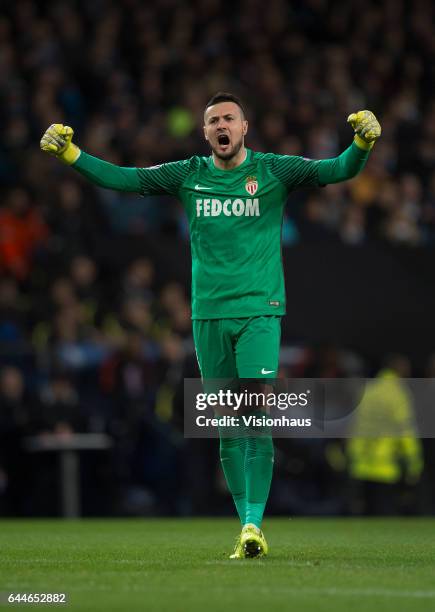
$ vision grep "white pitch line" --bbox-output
[3,583,434,599]
[295,587,435,600]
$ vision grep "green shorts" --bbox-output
[193,316,281,380]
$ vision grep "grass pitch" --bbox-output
[0,518,434,611]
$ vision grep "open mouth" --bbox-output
[217,134,230,146]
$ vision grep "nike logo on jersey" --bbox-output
[195,184,212,190]
[261,368,275,375]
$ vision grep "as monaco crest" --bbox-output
[245,176,258,196]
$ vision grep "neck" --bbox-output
[213,146,247,170]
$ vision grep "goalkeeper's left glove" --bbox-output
[40,124,81,165]
[347,110,381,150]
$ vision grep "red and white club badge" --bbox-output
[245,176,258,195]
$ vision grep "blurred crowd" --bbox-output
[1,0,435,516]
[1,0,435,245]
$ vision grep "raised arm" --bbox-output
[40,124,143,193]
[74,153,141,192]
[317,141,370,185]
[264,110,381,190]
[317,110,382,185]
[40,124,192,196]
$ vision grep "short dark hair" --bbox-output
[204,92,246,118]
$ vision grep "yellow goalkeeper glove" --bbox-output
[347,110,381,150]
[40,124,81,165]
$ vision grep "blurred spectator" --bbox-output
[31,277,78,351]
[69,254,102,326]
[384,208,421,245]
[340,205,365,245]
[122,258,155,303]
[100,331,161,413]
[36,371,84,434]
[100,330,181,513]
[50,305,110,371]
[383,173,422,244]
[0,366,28,433]
[347,354,423,515]
[0,188,48,280]
[0,367,29,514]
[0,277,27,345]
[156,282,191,338]
[120,298,153,336]
[47,179,107,257]
[296,195,338,242]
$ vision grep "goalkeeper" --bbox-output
[41,93,381,559]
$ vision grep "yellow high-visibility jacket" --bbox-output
[347,370,423,483]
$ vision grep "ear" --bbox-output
[203,125,208,141]
[242,120,248,136]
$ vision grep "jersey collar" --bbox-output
[208,148,252,174]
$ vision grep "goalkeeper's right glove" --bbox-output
[40,124,81,165]
[347,110,381,150]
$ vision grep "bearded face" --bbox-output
[204,101,248,161]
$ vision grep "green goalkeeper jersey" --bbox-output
[73,143,370,319]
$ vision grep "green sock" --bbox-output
[219,435,247,524]
[245,433,274,529]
